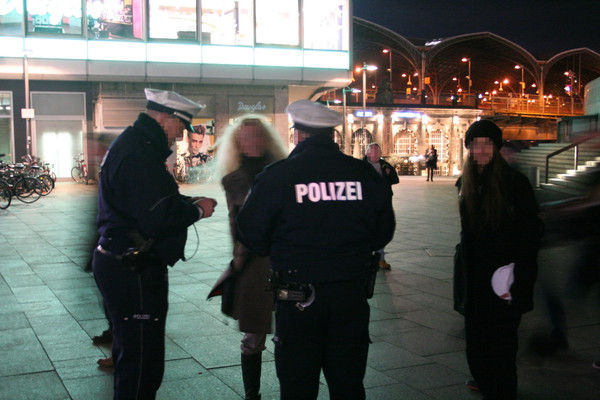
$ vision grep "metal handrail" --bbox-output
[545,131,600,183]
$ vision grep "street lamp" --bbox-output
[358,62,377,132]
[461,57,471,96]
[341,87,361,150]
[382,49,392,83]
[514,65,525,97]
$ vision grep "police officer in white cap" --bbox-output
[93,88,217,399]
[236,99,395,400]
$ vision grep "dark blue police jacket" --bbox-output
[236,134,396,283]
[96,113,200,266]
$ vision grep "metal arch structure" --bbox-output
[423,32,542,102]
[348,17,600,108]
[353,17,423,83]
[541,48,600,100]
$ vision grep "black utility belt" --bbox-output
[97,245,123,260]
[274,283,316,311]
[97,244,160,273]
[275,282,312,302]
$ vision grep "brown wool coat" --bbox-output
[222,169,273,334]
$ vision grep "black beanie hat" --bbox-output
[465,120,503,149]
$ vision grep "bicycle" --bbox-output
[0,167,43,204]
[71,153,89,184]
[0,171,10,209]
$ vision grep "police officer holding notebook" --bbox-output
[93,88,217,399]
[236,100,395,400]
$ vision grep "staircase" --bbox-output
[511,139,600,197]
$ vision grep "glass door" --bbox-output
[33,120,84,178]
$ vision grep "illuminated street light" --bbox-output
[341,87,361,147]
[514,65,525,97]
[461,57,472,95]
[382,49,392,83]
[359,63,377,132]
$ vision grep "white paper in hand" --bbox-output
[491,262,515,301]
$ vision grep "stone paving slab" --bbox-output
[0,178,599,399]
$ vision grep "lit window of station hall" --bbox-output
[0,1,599,179]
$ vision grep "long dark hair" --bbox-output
[459,147,510,232]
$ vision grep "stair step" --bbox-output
[549,178,590,190]
[540,183,585,196]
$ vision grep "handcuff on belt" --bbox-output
[275,283,316,311]
[271,271,316,311]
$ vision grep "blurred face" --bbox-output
[367,144,381,163]
[238,121,267,157]
[163,115,186,147]
[188,132,205,155]
[469,137,495,167]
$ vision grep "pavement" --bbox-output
[0,176,599,400]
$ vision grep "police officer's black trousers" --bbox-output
[93,250,168,400]
[465,311,521,400]
[274,280,370,400]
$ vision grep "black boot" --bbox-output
[241,353,262,400]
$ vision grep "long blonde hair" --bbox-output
[459,147,510,232]
[214,114,288,178]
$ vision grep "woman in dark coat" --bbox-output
[425,145,438,181]
[214,114,287,400]
[455,120,542,400]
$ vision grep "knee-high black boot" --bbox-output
[241,353,262,400]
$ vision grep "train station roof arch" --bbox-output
[352,17,600,99]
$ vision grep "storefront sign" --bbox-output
[21,108,35,119]
[229,96,274,116]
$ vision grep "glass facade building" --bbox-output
[0,1,352,177]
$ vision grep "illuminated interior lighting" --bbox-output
[0,37,24,57]
[304,50,349,69]
[355,110,373,117]
[202,45,254,65]
[25,38,87,60]
[255,48,302,67]
[88,41,147,62]
[147,43,202,64]
[393,111,421,119]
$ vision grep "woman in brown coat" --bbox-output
[214,114,287,400]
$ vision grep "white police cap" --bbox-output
[145,88,205,132]
[286,99,343,132]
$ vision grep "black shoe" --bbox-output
[92,329,113,344]
[466,380,480,391]
[593,361,600,370]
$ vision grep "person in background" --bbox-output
[454,119,542,400]
[425,145,438,182]
[93,88,217,399]
[212,114,287,400]
[363,142,399,269]
[236,100,395,400]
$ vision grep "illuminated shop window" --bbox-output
[86,0,142,40]
[303,0,348,51]
[0,0,23,36]
[255,0,299,46]
[149,0,196,40]
[0,92,13,159]
[27,0,82,35]
[201,0,253,45]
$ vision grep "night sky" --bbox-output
[353,0,600,58]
